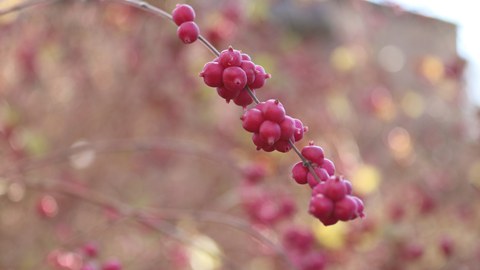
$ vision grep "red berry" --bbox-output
[177,21,199,44]
[261,99,286,123]
[274,139,292,153]
[293,118,307,142]
[282,227,314,253]
[291,162,308,185]
[102,260,122,270]
[312,182,327,196]
[200,62,223,87]
[352,196,365,218]
[318,215,339,226]
[216,86,240,102]
[241,53,251,61]
[249,65,271,89]
[218,47,242,67]
[240,61,256,85]
[241,108,264,132]
[279,116,296,140]
[333,196,358,221]
[172,4,196,26]
[222,66,247,91]
[324,176,347,201]
[301,143,325,165]
[321,158,335,175]
[233,89,254,108]
[259,120,281,146]
[307,167,329,188]
[309,194,334,219]
[343,179,353,194]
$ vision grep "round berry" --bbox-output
[223,66,247,91]
[249,65,271,89]
[324,176,347,201]
[218,47,242,67]
[200,62,224,87]
[309,194,334,220]
[274,139,291,153]
[233,89,254,108]
[259,120,281,146]
[293,118,307,142]
[321,158,335,176]
[261,99,286,123]
[333,196,358,221]
[307,167,329,188]
[241,108,264,133]
[343,179,353,195]
[241,53,251,61]
[177,21,199,44]
[216,86,240,102]
[240,61,256,85]
[301,143,325,165]
[352,196,365,218]
[312,182,327,196]
[291,162,308,185]
[282,227,314,253]
[172,4,196,26]
[279,116,296,140]
[318,215,339,226]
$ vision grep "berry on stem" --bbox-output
[218,46,242,67]
[222,66,247,91]
[259,120,281,146]
[172,4,196,26]
[177,21,199,44]
[200,62,224,87]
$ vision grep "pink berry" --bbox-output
[309,194,334,220]
[282,227,314,253]
[279,116,296,140]
[216,86,240,102]
[274,139,292,153]
[291,162,308,185]
[233,89,254,108]
[318,215,339,226]
[320,158,335,175]
[293,118,307,142]
[249,65,271,89]
[307,167,329,188]
[223,66,247,91]
[324,176,347,201]
[343,180,353,195]
[240,61,256,85]
[301,143,325,165]
[261,99,286,123]
[102,260,122,270]
[333,196,358,221]
[280,197,297,217]
[259,120,281,146]
[312,182,327,196]
[352,196,365,218]
[241,53,251,61]
[172,4,196,26]
[241,108,264,133]
[177,21,199,44]
[218,47,242,67]
[200,62,223,87]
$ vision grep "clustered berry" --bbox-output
[241,99,307,152]
[172,4,199,44]
[174,3,366,226]
[290,142,365,226]
[200,46,271,106]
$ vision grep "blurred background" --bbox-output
[0,0,479,269]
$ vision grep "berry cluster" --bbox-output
[241,99,307,152]
[291,143,365,226]
[171,3,365,226]
[200,46,271,106]
[172,4,200,44]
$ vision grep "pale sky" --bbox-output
[369,0,480,106]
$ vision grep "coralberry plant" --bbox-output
[170,3,365,226]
